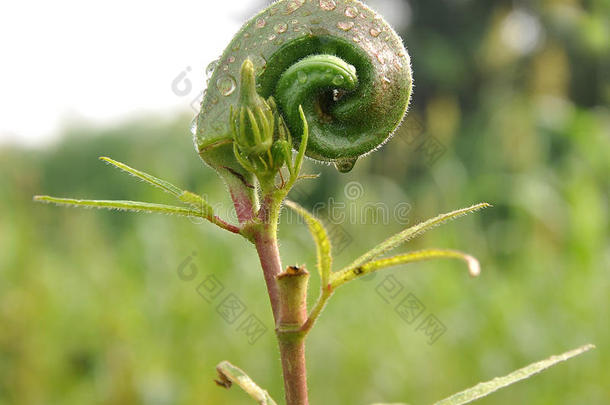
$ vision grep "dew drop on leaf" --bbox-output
[297,70,308,84]
[274,23,288,34]
[319,0,337,11]
[216,75,236,96]
[285,0,305,14]
[190,117,198,135]
[256,18,266,28]
[332,74,345,85]
[206,59,219,78]
[337,21,354,31]
[345,6,358,18]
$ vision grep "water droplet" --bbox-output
[255,18,266,28]
[206,59,219,78]
[332,74,345,85]
[285,0,305,14]
[268,34,277,41]
[291,19,298,25]
[337,21,354,31]
[334,157,358,173]
[381,76,391,89]
[344,6,358,18]
[297,70,308,83]
[216,75,236,96]
[227,56,235,63]
[274,23,288,33]
[190,116,198,135]
[319,0,336,11]
[369,27,381,37]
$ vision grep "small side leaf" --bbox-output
[433,344,595,405]
[331,249,479,289]
[345,203,491,270]
[285,200,332,286]
[100,156,183,197]
[33,196,200,217]
[215,361,278,405]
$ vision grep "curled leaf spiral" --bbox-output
[194,0,412,175]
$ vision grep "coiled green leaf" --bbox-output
[195,0,413,173]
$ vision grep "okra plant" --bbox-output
[35,1,593,404]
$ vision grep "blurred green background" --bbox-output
[1,0,609,404]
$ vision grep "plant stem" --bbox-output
[277,266,309,405]
[249,186,310,405]
[253,227,282,321]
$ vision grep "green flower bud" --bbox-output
[231,59,274,157]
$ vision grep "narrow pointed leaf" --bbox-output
[331,249,479,289]
[433,344,595,405]
[100,156,215,215]
[288,105,309,186]
[345,203,491,270]
[285,200,332,286]
[34,196,200,217]
[215,361,278,405]
[100,156,183,197]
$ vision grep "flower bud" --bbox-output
[231,59,274,157]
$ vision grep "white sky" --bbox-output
[0,0,259,146]
[0,0,409,147]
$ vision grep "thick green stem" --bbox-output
[277,266,309,405]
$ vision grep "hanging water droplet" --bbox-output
[344,6,358,18]
[285,0,305,14]
[332,74,345,85]
[274,23,288,34]
[319,0,337,11]
[297,70,308,84]
[334,157,358,173]
[206,59,219,78]
[336,21,354,31]
[369,27,381,37]
[255,18,266,28]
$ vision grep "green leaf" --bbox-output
[432,344,595,405]
[100,156,214,215]
[215,361,278,405]
[331,249,479,289]
[33,196,200,217]
[285,200,332,286]
[100,156,183,197]
[344,203,491,271]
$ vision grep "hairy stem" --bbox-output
[253,227,282,322]
[248,188,309,405]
